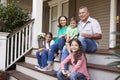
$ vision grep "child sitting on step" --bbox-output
[35,32,55,70]
[57,39,90,80]
[65,17,79,53]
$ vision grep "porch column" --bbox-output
[0,32,9,70]
[32,0,43,48]
[109,0,117,48]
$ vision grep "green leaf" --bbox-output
[107,61,120,66]
[111,32,120,35]
[115,75,120,80]
[112,52,120,58]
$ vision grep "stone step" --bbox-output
[7,70,37,80]
[25,49,120,66]
[16,62,57,80]
[16,61,120,80]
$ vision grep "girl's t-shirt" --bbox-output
[45,40,55,49]
[54,26,68,43]
[61,53,90,80]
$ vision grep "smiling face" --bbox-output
[70,20,77,28]
[59,16,67,27]
[45,34,52,42]
[79,7,89,22]
[70,40,80,54]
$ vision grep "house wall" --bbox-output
[75,0,110,49]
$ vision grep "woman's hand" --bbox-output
[59,34,65,38]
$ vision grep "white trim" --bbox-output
[48,0,69,7]
[109,0,117,48]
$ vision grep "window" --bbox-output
[48,0,69,37]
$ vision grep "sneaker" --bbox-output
[54,57,60,61]
[39,66,53,71]
[35,65,43,70]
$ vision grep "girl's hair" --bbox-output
[58,16,68,28]
[70,39,83,64]
[70,17,78,24]
[46,32,53,38]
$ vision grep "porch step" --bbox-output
[16,62,57,80]
[25,53,120,80]
[86,49,120,65]
[25,49,120,66]
[7,70,36,80]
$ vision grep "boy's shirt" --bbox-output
[66,25,79,39]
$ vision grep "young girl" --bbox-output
[57,39,90,80]
[35,32,55,69]
[66,17,79,53]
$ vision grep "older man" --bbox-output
[78,6,102,52]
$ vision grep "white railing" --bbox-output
[5,19,34,70]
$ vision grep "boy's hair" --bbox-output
[46,32,53,38]
[70,17,78,24]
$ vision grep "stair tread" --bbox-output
[30,49,120,56]
[16,62,57,78]
[7,70,37,80]
[95,49,120,55]
[88,63,120,73]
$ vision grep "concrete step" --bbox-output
[86,49,120,65]
[16,62,57,80]
[7,70,37,80]
[25,50,120,66]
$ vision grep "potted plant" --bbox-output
[37,33,46,48]
[0,70,6,80]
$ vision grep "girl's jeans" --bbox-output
[57,70,86,80]
[36,50,48,68]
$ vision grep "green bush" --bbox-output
[0,1,30,32]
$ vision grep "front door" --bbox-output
[116,0,120,44]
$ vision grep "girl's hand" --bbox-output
[38,48,42,52]
[39,52,42,55]
[38,48,45,52]
[67,73,70,77]
[62,69,68,76]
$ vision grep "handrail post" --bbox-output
[0,32,9,71]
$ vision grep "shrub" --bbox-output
[0,1,30,32]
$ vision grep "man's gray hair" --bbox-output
[79,6,89,12]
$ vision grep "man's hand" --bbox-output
[81,33,102,39]
[81,33,93,38]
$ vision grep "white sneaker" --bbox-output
[54,57,60,61]
[40,66,53,71]
[35,65,42,70]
